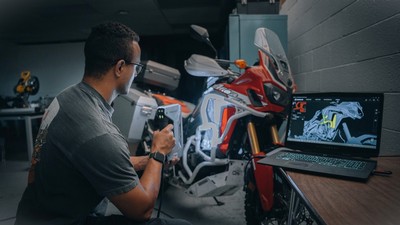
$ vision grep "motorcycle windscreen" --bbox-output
[254,28,294,89]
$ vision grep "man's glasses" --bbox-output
[125,60,144,75]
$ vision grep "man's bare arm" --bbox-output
[130,156,148,171]
[109,124,175,221]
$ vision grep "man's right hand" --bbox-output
[151,124,175,155]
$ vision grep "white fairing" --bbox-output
[184,54,228,77]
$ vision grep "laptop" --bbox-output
[258,92,384,181]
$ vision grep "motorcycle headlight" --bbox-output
[264,83,291,107]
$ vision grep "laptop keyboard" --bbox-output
[276,152,366,170]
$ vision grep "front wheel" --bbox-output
[244,184,288,225]
[244,186,265,225]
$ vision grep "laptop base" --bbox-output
[259,148,377,182]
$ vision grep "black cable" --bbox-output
[372,169,392,176]
[156,163,165,218]
[153,207,174,219]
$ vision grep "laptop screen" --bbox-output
[285,93,384,158]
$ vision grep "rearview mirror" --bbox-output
[190,25,210,42]
[190,25,217,58]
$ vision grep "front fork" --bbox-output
[247,121,281,212]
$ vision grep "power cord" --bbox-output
[156,163,165,218]
[372,169,392,176]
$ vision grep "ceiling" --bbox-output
[0,0,237,45]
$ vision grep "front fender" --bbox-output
[247,155,274,212]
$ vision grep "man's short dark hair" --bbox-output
[84,22,140,78]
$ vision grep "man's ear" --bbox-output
[115,59,125,77]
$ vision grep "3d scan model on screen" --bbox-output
[288,99,378,149]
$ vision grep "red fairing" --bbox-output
[223,50,287,113]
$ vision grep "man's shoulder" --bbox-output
[56,83,98,112]
[58,83,85,99]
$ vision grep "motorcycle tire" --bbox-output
[244,186,264,225]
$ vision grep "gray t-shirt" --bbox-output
[15,82,139,225]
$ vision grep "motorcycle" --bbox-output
[113,25,295,224]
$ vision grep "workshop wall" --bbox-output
[280,0,400,156]
[0,42,85,101]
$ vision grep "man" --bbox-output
[15,22,191,225]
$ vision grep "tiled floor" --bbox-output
[0,153,246,225]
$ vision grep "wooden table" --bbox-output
[284,157,400,225]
